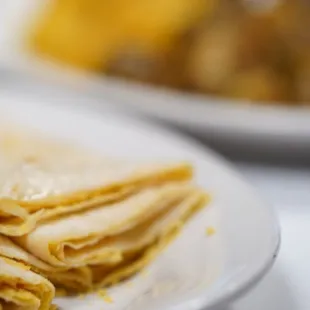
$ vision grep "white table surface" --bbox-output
[221,163,310,310]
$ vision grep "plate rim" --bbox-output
[3,54,310,142]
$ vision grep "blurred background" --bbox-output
[27,0,310,104]
[1,0,310,163]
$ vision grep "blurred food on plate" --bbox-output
[28,0,310,104]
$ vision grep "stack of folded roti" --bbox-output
[0,128,209,310]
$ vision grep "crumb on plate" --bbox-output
[98,289,113,304]
[126,281,133,287]
[206,226,216,236]
[141,269,149,278]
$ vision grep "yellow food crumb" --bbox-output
[78,294,85,299]
[103,295,113,304]
[98,289,107,296]
[141,269,149,278]
[206,226,216,236]
[126,281,133,287]
[98,289,113,304]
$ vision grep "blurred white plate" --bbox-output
[1,0,310,149]
[1,89,280,310]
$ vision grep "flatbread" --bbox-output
[91,189,207,288]
[0,236,91,292]
[0,129,192,236]
[0,185,207,294]
[14,183,202,267]
[0,256,54,310]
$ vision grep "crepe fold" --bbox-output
[0,130,192,236]
[14,183,207,270]
[0,256,55,310]
[0,236,92,293]
[90,187,207,288]
[1,183,207,293]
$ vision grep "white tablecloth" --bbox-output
[225,163,310,310]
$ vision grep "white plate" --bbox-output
[0,89,280,310]
[1,0,310,151]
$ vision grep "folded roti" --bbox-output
[14,183,207,270]
[0,256,54,310]
[91,189,207,288]
[0,236,92,292]
[0,127,209,295]
[0,129,192,236]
